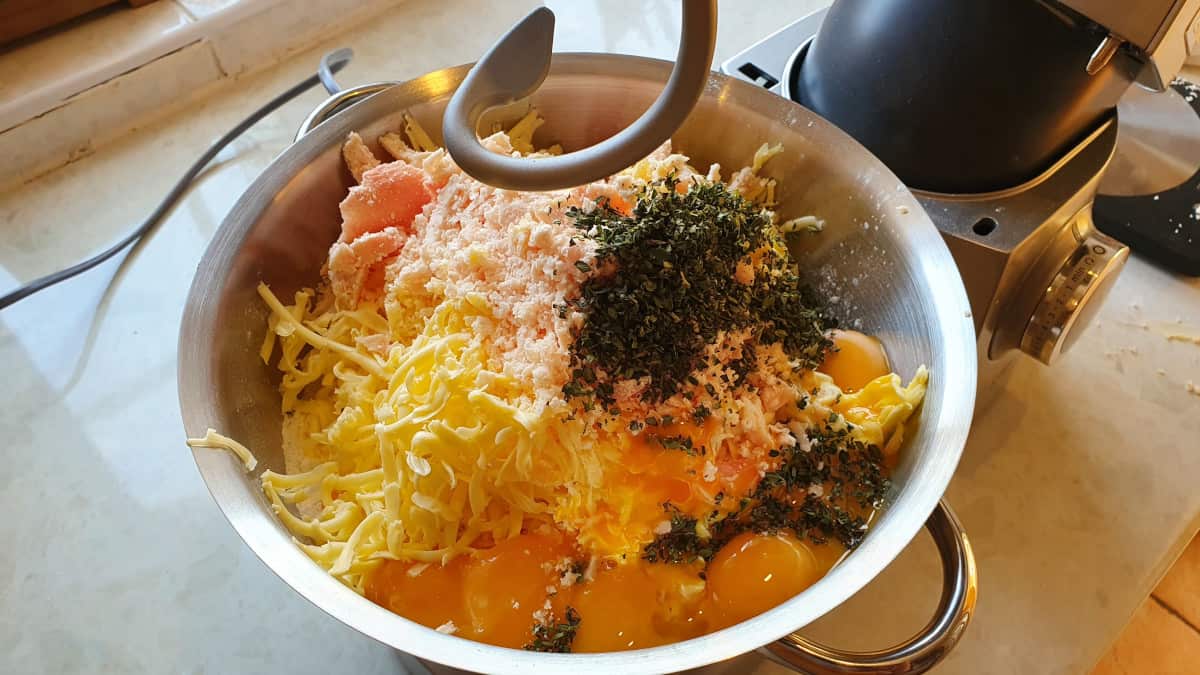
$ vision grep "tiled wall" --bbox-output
[0,0,403,190]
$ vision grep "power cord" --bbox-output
[0,49,354,311]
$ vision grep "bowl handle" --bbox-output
[762,501,977,674]
[441,2,716,191]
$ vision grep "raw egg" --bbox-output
[706,532,822,628]
[365,556,469,632]
[462,533,572,648]
[644,562,712,641]
[819,329,890,392]
[570,562,669,652]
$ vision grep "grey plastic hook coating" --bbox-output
[442,2,717,191]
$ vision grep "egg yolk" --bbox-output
[367,531,840,651]
[706,532,822,628]
[643,562,712,641]
[570,562,669,652]
[365,532,577,648]
[365,555,469,631]
[819,329,890,392]
[462,533,573,648]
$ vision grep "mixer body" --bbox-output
[723,0,1197,367]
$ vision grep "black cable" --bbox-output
[0,55,350,311]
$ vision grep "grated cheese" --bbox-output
[186,429,258,472]
[256,282,608,591]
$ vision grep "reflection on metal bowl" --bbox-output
[178,54,977,674]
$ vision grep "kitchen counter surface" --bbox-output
[1,1,1198,673]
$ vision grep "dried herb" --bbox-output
[563,178,832,406]
[524,607,582,653]
[641,505,713,564]
[641,418,891,564]
[651,434,699,455]
[567,560,587,580]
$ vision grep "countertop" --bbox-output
[1,1,1198,673]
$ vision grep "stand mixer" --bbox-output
[724,0,1200,369]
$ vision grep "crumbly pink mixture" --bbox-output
[330,133,624,408]
[328,162,435,308]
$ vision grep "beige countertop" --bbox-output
[0,1,1198,673]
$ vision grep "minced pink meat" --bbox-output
[329,162,436,307]
[369,134,625,408]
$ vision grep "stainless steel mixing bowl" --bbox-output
[179,54,978,674]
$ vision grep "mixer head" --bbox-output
[788,0,1197,195]
[1058,0,1200,91]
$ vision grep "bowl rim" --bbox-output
[178,53,977,674]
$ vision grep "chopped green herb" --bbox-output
[641,419,891,563]
[562,178,833,406]
[641,505,713,564]
[651,434,696,454]
[524,607,582,653]
[568,560,587,579]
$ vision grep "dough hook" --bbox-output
[442,1,717,191]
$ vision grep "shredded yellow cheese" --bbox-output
[506,110,544,155]
[254,283,606,592]
[186,428,258,472]
[402,112,438,152]
[836,366,930,455]
[751,142,784,173]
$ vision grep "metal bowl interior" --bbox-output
[178,54,976,674]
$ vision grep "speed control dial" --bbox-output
[1020,223,1129,365]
